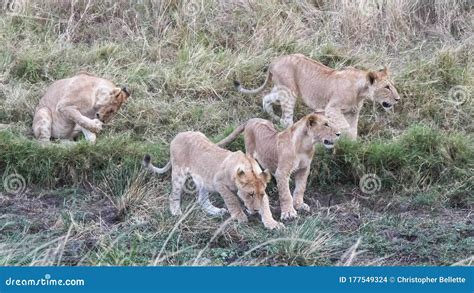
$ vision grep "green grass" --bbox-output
[0,0,473,266]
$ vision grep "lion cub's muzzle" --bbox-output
[323,132,340,149]
[382,102,393,109]
[382,96,400,110]
[95,112,105,123]
[323,139,334,149]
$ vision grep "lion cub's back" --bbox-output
[170,131,230,170]
[245,119,279,172]
[37,73,115,109]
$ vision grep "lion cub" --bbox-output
[218,113,340,220]
[33,72,130,143]
[234,54,400,138]
[143,131,284,230]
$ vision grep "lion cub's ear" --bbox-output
[379,66,389,76]
[306,114,318,127]
[261,169,272,183]
[367,72,377,85]
[121,86,131,98]
[111,87,130,102]
[236,168,246,182]
[111,87,121,96]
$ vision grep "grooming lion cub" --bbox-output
[143,131,284,230]
[234,54,400,138]
[33,72,130,142]
[218,113,340,220]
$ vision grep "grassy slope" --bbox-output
[0,0,473,266]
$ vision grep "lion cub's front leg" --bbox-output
[275,169,298,220]
[57,105,103,134]
[217,187,248,223]
[292,167,311,212]
[260,194,285,230]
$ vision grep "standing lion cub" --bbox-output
[234,54,400,138]
[218,113,340,220]
[33,72,130,143]
[143,131,284,230]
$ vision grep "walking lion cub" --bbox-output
[234,54,400,138]
[143,131,284,230]
[218,113,340,220]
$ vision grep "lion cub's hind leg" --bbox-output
[279,95,296,128]
[79,126,97,143]
[262,86,296,128]
[33,107,53,142]
[197,186,228,216]
[262,87,284,123]
[71,125,97,143]
[169,169,186,216]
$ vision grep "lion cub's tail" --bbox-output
[217,122,247,148]
[233,69,271,95]
[142,154,171,174]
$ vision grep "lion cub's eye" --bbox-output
[324,122,329,127]
[385,85,391,90]
[249,192,255,197]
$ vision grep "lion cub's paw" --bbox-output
[89,119,103,133]
[295,202,310,212]
[280,207,298,220]
[233,212,248,223]
[216,208,228,216]
[170,206,183,216]
[264,220,285,230]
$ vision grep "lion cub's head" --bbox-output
[96,87,130,123]
[305,113,341,149]
[234,156,272,214]
[368,68,401,111]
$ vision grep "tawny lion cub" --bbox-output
[33,72,130,143]
[218,113,340,220]
[143,131,284,230]
[234,54,400,138]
